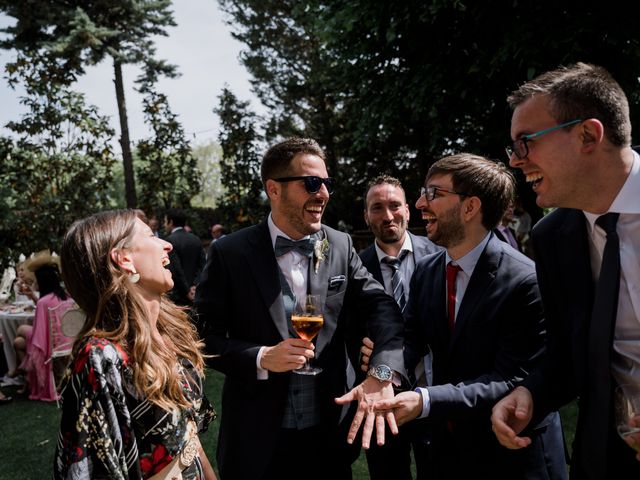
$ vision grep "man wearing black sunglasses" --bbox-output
[196,137,406,479]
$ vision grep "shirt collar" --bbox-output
[445,232,491,276]
[374,232,414,263]
[583,150,640,229]
[267,213,312,250]
[171,226,183,234]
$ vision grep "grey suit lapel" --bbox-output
[410,232,427,259]
[247,221,290,341]
[362,245,384,284]
[311,228,333,356]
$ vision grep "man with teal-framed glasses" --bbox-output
[493,62,640,479]
[505,118,583,159]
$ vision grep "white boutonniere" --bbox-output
[314,237,330,274]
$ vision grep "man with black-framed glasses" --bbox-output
[370,153,566,479]
[492,63,640,479]
[196,137,407,479]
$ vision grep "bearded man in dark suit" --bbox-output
[196,138,406,480]
[374,154,567,479]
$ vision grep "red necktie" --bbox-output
[446,263,462,333]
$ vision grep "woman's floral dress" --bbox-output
[53,337,216,479]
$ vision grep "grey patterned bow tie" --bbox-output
[274,235,315,257]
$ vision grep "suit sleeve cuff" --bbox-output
[415,387,430,418]
[256,346,269,380]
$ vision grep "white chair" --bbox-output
[60,308,86,338]
[46,299,77,407]
[0,267,16,303]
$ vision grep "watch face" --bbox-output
[375,365,392,381]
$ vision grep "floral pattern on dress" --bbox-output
[53,336,215,480]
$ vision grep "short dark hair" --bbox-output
[427,153,515,230]
[165,208,186,227]
[260,138,326,189]
[364,174,405,208]
[508,62,631,147]
[35,264,67,300]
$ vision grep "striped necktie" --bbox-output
[382,250,409,313]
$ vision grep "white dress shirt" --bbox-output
[583,150,640,388]
[256,214,313,379]
[373,233,415,300]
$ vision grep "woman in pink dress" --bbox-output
[15,257,72,401]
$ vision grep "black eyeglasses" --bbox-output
[273,176,336,194]
[506,119,582,160]
[419,186,468,201]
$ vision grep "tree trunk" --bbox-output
[113,58,137,207]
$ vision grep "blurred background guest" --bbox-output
[13,250,71,401]
[210,223,226,242]
[164,208,206,306]
[13,259,37,305]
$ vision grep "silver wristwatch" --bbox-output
[367,364,393,382]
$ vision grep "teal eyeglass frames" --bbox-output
[506,119,583,159]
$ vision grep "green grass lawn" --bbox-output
[0,370,577,479]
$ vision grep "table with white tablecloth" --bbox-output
[0,310,35,373]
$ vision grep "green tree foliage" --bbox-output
[0,52,116,268]
[135,61,201,214]
[218,0,348,224]
[218,0,640,227]
[190,141,225,209]
[0,0,178,207]
[214,87,268,229]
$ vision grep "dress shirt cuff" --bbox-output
[392,370,402,387]
[416,387,430,418]
[256,346,269,380]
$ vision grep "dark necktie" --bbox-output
[502,226,519,250]
[274,235,315,257]
[583,212,620,477]
[382,250,409,313]
[446,262,462,333]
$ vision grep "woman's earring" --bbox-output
[129,269,140,284]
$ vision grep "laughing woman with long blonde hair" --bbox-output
[53,210,217,480]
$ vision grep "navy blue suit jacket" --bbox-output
[404,233,567,478]
[523,208,640,479]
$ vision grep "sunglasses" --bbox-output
[273,176,336,194]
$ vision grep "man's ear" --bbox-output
[580,118,605,153]
[463,196,482,222]
[265,179,279,200]
[363,209,370,227]
[110,248,135,274]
